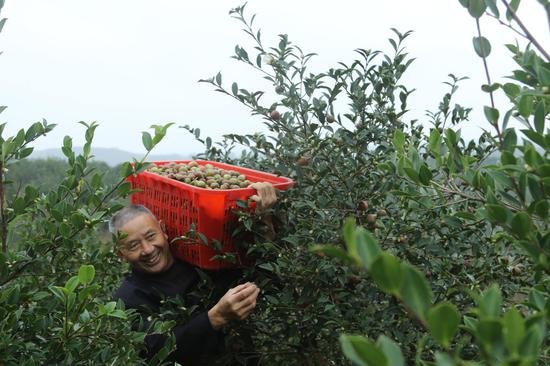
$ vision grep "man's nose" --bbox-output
[141,241,155,256]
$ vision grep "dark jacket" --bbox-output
[114,259,235,365]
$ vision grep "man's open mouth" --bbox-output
[143,252,161,267]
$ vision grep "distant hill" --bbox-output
[30,147,192,166]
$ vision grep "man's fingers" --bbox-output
[248,182,278,211]
[233,283,258,301]
[234,287,260,309]
[229,282,256,297]
[236,288,260,316]
[229,282,252,295]
[239,305,256,320]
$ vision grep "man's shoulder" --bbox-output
[113,259,197,309]
[113,273,143,308]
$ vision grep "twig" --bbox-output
[0,162,5,254]
[500,0,550,61]
[486,13,526,38]
[475,19,497,113]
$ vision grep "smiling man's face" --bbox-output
[117,213,174,274]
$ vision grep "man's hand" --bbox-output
[248,182,278,213]
[207,282,260,330]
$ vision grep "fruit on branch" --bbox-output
[366,214,377,224]
[270,110,281,120]
[325,113,335,123]
[296,156,310,167]
[358,201,369,211]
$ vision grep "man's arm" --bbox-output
[137,282,260,362]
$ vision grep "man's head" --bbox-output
[109,205,174,274]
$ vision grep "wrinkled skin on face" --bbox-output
[117,213,174,274]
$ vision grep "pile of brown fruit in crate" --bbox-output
[146,161,253,189]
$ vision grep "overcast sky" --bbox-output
[1,1,548,156]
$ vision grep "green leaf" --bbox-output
[429,128,441,154]
[59,222,71,238]
[0,18,5,33]
[479,284,502,317]
[522,129,546,149]
[339,335,388,366]
[67,292,76,311]
[403,167,420,184]
[444,129,457,146]
[485,204,509,224]
[520,325,542,356]
[309,245,353,263]
[418,164,432,185]
[2,140,13,161]
[376,336,404,366]
[518,95,533,118]
[481,82,500,93]
[435,352,456,366]
[472,36,491,58]
[527,289,545,311]
[355,227,380,269]
[533,102,546,134]
[13,197,25,215]
[534,200,548,219]
[109,310,128,319]
[399,263,433,319]
[428,302,460,349]
[343,217,357,258]
[18,147,33,159]
[483,106,499,125]
[142,132,153,151]
[503,308,525,355]
[468,0,487,17]
[484,0,499,16]
[510,211,532,239]
[78,264,96,285]
[49,286,66,304]
[370,253,403,295]
[506,0,520,21]
[503,82,521,98]
[232,82,238,95]
[393,129,405,152]
[120,162,133,178]
[65,276,79,293]
[502,128,517,152]
[477,319,503,349]
[501,150,516,165]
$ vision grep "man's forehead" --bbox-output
[118,213,159,237]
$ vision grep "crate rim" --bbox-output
[134,159,294,195]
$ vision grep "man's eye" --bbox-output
[146,234,156,240]
[128,242,140,250]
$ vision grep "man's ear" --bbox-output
[159,220,168,239]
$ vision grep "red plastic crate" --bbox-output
[127,160,294,269]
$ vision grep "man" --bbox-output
[110,182,278,365]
